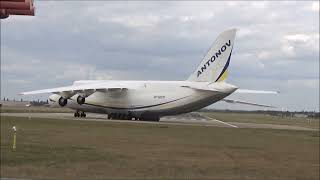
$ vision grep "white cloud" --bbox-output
[257,51,272,60]
[99,15,161,29]
[287,79,319,89]
[311,1,319,11]
[281,45,295,57]
[54,64,114,81]
[226,1,239,7]
[237,28,256,39]
[7,79,31,85]
[250,1,269,9]
[284,34,311,42]
[281,33,319,58]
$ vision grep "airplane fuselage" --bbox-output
[49,80,237,119]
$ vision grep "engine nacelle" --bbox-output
[76,95,85,105]
[58,97,67,107]
[48,94,68,107]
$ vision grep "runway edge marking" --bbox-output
[206,116,239,128]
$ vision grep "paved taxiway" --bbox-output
[1,112,316,131]
[0,113,317,131]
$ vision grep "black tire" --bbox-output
[80,112,86,118]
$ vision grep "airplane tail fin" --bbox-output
[188,29,237,82]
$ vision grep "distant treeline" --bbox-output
[199,109,320,118]
[29,100,49,106]
[1,97,48,106]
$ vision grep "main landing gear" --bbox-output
[107,113,160,122]
[108,113,132,120]
[74,111,86,118]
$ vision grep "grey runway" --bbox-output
[1,112,233,128]
[0,112,316,131]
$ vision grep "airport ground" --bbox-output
[0,104,319,179]
[1,102,319,130]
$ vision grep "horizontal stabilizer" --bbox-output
[235,89,279,94]
[181,85,219,92]
[222,98,276,108]
[181,82,237,93]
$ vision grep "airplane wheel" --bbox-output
[80,112,86,118]
[74,112,80,117]
[141,116,159,122]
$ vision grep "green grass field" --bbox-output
[1,115,319,180]
[202,112,319,130]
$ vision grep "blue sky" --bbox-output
[1,1,319,111]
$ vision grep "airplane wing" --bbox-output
[235,89,279,94]
[222,98,276,108]
[20,82,143,95]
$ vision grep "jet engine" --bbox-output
[76,95,85,105]
[72,90,95,105]
[48,94,68,107]
[58,97,67,107]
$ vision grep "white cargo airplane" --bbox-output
[20,29,277,121]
